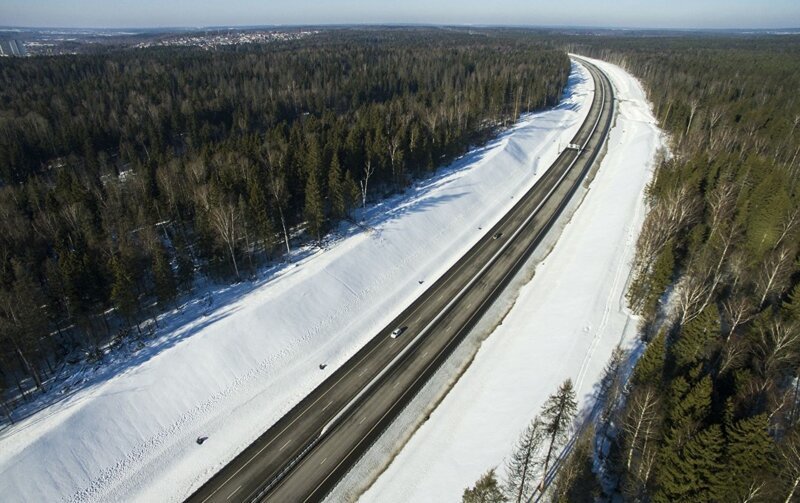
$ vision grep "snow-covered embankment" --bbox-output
[0,63,594,502]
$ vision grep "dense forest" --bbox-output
[557,36,800,502]
[0,29,570,415]
[461,35,800,502]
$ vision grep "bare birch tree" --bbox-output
[360,158,375,211]
[209,202,241,280]
[757,246,793,307]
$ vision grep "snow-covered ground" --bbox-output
[0,63,594,502]
[359,56,664,502]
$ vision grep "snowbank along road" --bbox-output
[188,57,614,502]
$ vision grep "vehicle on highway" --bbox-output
[493,232,503,239]
[391,326,408,338]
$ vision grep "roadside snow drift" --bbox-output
[360,57,663,501]
[0,63,593,502]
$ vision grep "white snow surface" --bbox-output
[0,63,595,502]
[360,56,664,502]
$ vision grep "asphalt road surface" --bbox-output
[188,57,615,503]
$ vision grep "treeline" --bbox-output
[548,36,800,501]
[0,29,570,410]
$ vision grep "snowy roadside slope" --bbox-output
[0,64,592,502]
[360,57,663,502]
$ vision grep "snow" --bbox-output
[359,56,664,502]
[0,63,594,502]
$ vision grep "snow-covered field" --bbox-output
[360,56,664,502]
[0,63,595,502]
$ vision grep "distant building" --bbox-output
[0,40,27,57]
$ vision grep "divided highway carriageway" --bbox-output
[188,56,615,503]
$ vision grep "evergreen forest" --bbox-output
[463,34,800,503]
[0,29,570,416]
[558,34,800,502]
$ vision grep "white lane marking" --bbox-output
[226,485,242,500]
[322,401,332,411]
[320,457,327,465]
[359,416,366,424]
[279,439,292,452]
[422,351,429,358]
[393,381,400,389]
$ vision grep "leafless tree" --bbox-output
[779,432,800,503]
[623,386,661,473]
[775,208,800,250]
[264,148,291,256]
[707,106,725,147]
[360,158,375,211]
[673,272,712,326]
[631,183,701,288]
[209,202,241,280]
[755,318,800,385]
[718,336,747,376]
[722,295,756,341]
[757,246,793,307]
[685,98,699,137]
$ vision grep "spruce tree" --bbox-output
[172,232,195,290]
[343,169,360,218]
[463,469,507,503]
[655,376,715,502]
[655,425,725,502]
[328,153,346,221]
[631,330,666,388]
[304,168,325,242]
[110,252,139,330]
[671,303,720,371]
[783,282,800,321]
[722,414,773,500]
[152,242,177,306]
[539,379,578,492]
[643,245,674,318]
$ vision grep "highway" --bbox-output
[187,57,614,503]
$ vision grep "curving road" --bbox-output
[187,56,614,503]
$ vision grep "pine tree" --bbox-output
[343,169,360,218]
[110,252,139,331]
[632,330,666,388]
[247,173,276,252]
[539,379,578,493]
[722,414,773,500]
[172,232,195,290]
[783,282,800,321]
[304,168,325,242]
[463,469,507,503]
[505,418,544,503]
[328,153,346,221]
[655,425,724,503]
[671,303,720,371]
[152,242,177,306]
[654,376,715,502]
[643,245,675,317]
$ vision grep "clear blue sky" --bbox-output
[2,0,799,30]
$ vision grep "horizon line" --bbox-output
[1,23,799,33]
